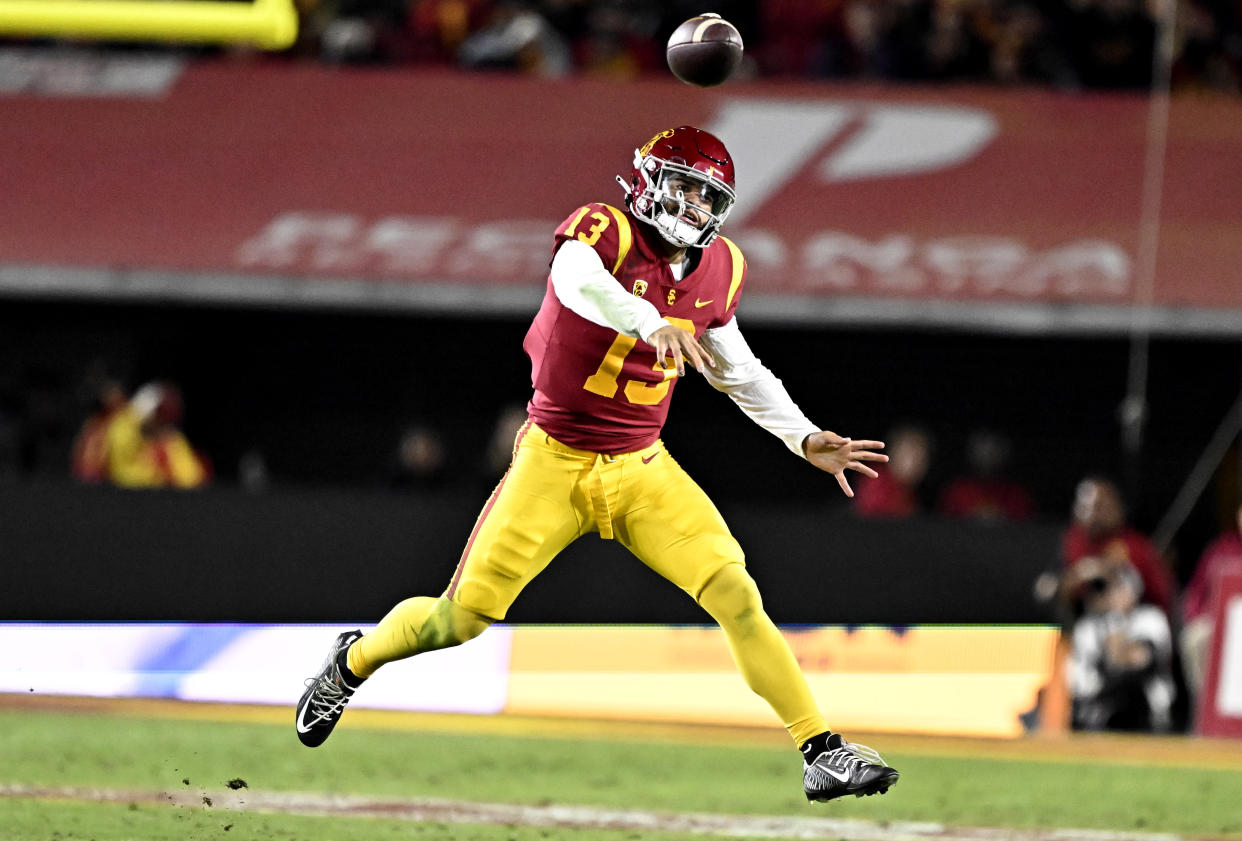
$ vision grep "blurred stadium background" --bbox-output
[2,1,1242,823]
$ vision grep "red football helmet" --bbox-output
[618,125,736,249]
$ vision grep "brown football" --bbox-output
[666,13,743,87]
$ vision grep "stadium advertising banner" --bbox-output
[504,625,1058,738]
[1,57,1240,334]
[0,622,1058,738]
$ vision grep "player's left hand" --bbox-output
[803,431,888,498]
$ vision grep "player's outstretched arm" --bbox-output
[802,431,888,498]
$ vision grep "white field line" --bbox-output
[0,783,1193,841]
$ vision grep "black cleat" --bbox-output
[803,738,899,802]
[295,630,363,747]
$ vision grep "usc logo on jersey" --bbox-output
[632,280,648,297]
[667,289,677,306]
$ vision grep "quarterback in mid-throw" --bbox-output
[297,125,899,803]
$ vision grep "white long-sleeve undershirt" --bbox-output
[551,239,669,341]
[549,239,820,458]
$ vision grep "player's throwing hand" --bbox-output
[646,323,716,376]
[803,432,888,498]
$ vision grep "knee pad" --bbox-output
[418,597,492,652]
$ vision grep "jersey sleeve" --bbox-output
[700,318,820,458]
[553,203,634,279]
[713,235,748,328]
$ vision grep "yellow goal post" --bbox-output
[0,0,297,50]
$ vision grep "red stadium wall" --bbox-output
[2,62,1241,330]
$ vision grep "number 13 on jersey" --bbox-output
[583,317,696,406]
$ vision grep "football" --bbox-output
[665,13,743,87]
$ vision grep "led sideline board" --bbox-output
[1,623,1059,739]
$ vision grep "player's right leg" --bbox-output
[296,421,584,747]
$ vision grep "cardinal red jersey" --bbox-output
[523,202,747,453]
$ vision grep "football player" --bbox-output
[297,126,899,802]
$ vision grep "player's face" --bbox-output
[662,174,719,228]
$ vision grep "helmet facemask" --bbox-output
[624,151,735,248]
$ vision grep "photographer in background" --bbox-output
[1068,558,1176,732]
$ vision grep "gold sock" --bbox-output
[698,564,828,747]
[347,595,491,679]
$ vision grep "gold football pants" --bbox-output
[350,421,828,745]
[447,421,744,618]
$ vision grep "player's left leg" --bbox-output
[697,564,898,800]
[611,443,822,742]
[613,442,897,801]
[696,564,826,742]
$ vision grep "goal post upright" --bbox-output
[0,0,298,50]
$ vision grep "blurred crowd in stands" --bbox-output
[3,0,1237,91]
[276,0,1242,92]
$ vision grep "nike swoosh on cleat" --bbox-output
[694,298,713,308]
[296,703,318,734]
[824,767,852,783]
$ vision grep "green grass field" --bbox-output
[2,697,1240,841]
